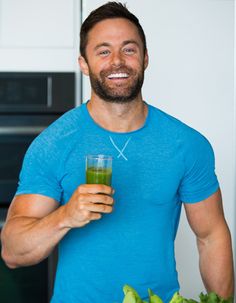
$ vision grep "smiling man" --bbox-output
[1,2,234,303]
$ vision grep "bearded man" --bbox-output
[1,2,234,303]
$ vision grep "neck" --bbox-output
[87,95,148,132]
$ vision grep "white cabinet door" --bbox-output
[0,0,80,71]
[0,0,74,48]
[82,0,235,299]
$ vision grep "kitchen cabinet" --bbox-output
[82,0,235,300]
[0,0,80,71]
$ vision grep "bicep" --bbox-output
[6,194,59,221]
[184,189,227,239]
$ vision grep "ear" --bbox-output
[144,49,149,70]
[78,56,89,76]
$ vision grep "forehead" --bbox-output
[86,18,143,49]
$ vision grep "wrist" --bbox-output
[56,204,72,230]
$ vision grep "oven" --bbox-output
[0,114,61,204]
[0,72,75,114]
[0,72,75,302]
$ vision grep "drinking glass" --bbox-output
[86,155,112,186]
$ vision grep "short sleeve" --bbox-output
[178,131,219,203]
[15,133,62,202]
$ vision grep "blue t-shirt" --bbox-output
[16,102,219,303]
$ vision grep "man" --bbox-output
[1,2,234,302]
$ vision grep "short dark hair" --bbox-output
[80,1,147,60]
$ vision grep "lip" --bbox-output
[107,77,129,82]
[106,77,130,86]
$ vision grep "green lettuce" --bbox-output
[123,285,143,303]
[121,285,233,303]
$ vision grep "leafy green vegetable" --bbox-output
[123,285,143,303]
[169,292,184,303]
[122,291,137,303]
[148,288,164,303]
[199,292,234,303]
[121,285,234,303]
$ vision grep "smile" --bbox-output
[107,73,129,79]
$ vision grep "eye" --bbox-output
[98,49,110,57]
[123,48,136,55]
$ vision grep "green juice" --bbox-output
[86,167,112,186]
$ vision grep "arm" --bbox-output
[1,184,114,268]
[184,188,234,299]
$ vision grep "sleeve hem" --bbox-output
[181,182,219,204]
[15,189,61,203]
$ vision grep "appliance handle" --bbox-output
[0,126,47,135]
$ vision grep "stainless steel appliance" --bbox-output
[0,72,75,113]
[0,72,75,302]
[0,114,59,203]
[0,72,75,204]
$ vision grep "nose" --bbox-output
[110,51,124,67]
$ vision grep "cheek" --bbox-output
[88,59,109,75]
[126,56,145,69]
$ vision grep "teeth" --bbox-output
[107,73,128,79]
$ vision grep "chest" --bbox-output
[59,132,184,205]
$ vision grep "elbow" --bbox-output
[5,262,18,269]
[1,225,22,268]
[1,241,45,268]
[1,246,19,269]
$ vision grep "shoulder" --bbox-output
[147,104,219,202]
[31,104,85,148]
[148,104,210,145]
[24,104,87,163]
[41,104,85,140]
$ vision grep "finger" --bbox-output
[89,212,102,221]
[82,202,113,214]
[88,193,114,205]
[78,184,114,195]
[78,193,114,205]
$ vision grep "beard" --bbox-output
[88,65,145,103]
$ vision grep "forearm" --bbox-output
[1,185,114,268]
[197,224,234,299]
[1,205,70,268]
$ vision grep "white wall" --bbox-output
[82,0,235,300]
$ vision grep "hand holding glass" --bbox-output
[86,155,112,186]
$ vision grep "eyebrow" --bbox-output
[122,40,140,47]
[94,40,140,51]
[94,42,110,51]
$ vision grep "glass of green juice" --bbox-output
[86,155,112,186]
